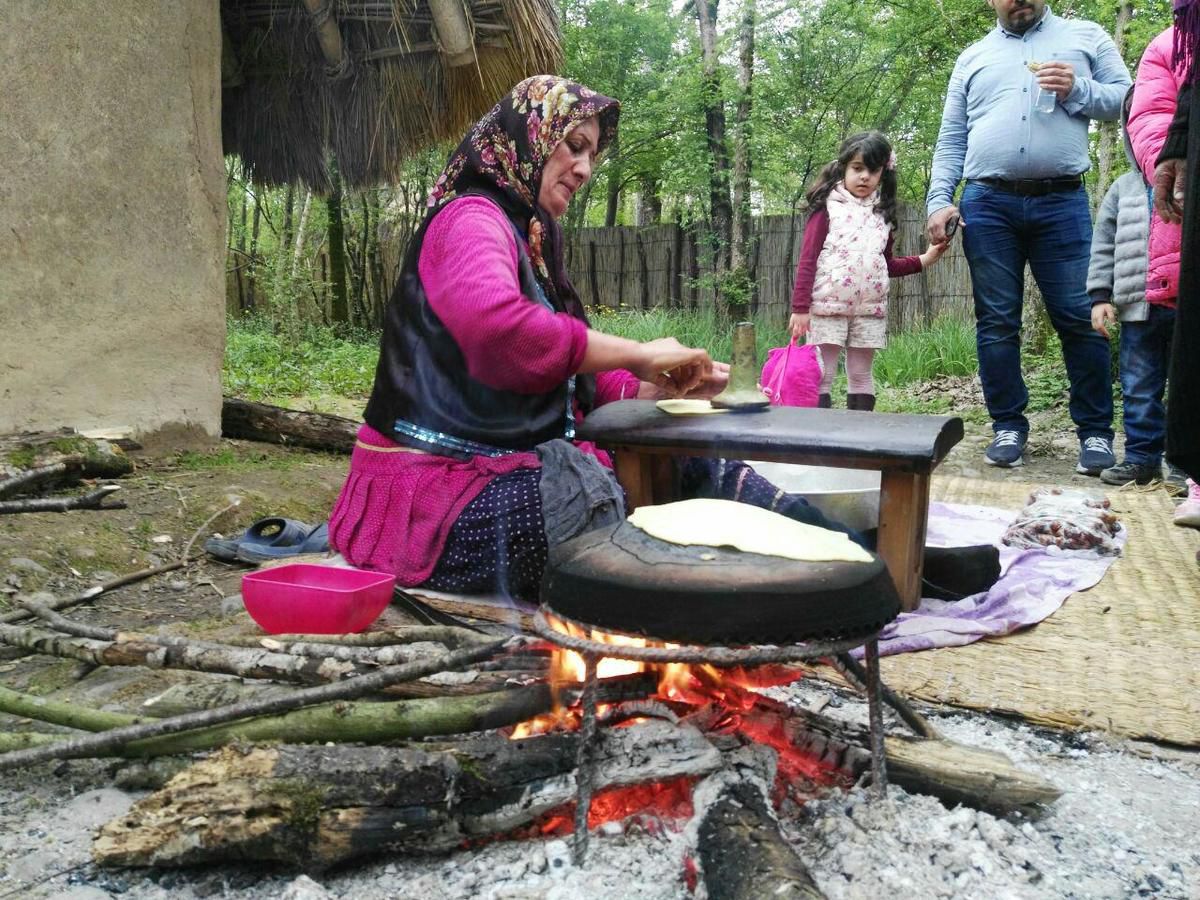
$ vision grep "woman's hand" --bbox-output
[683,360,730,399]
[631,337,713,397]
[789,313,810,342]
[635,361,729,400]
[919,241,949,268]
[1154,159,1186,224]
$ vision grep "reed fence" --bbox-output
[563,204,977,334]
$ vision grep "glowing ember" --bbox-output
[537,777,696,836]
[512,613,845,820]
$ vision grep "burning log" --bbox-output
[725,698,1061,815]
[883,734,1061,814]
[92,721,723,869]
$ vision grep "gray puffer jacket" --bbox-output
[1084,170,1147,321]
[1086,156,1150,322]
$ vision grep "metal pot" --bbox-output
[748,462,881,533]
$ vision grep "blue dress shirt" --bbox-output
[927,7,1132,216]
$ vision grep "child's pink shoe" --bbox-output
[1175,479,1200,529]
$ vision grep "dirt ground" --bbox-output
[0,397,1197,899]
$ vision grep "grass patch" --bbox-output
[589,307,792,364]
[874,317,978,386]
[225,308,1105,423]
[225,317,378,403]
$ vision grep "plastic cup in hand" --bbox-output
[1028,61,1056,114]
[1034,85,1056,114]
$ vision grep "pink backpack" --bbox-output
[760,340,823,407]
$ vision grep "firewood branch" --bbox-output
[218,625,497,649]
[0,457,82,499]
[0,681,556,758]
[0,637,509,771]
[0,484,126,515]
[2,612,369,684]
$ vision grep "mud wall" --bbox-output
[0,1,225,442]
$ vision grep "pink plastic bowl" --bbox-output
[242,563,395,634]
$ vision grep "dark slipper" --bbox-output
[203,519,329,563]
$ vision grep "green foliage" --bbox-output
[224,317,378,402]
[589,305,790,361]
[1024,332,1072,410]
[873,317,978,386]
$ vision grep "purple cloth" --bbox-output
[862,500,1126,658]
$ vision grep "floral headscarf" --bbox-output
[425,76,619,311]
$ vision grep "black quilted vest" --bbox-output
[363,199,587,454]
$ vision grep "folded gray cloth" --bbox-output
[536,439,625,547]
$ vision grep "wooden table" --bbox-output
[577,401,964,610]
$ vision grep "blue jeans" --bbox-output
[1119,304,1176,466]
[960,182,1114,439]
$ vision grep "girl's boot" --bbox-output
[846,393,876,411]
[817,393,833,408]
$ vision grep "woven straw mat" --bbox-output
[877,475,1200,746]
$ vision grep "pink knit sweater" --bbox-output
[329,197,640,584]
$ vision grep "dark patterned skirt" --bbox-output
[422,458,863,602]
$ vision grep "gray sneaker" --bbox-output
[985,430,1026,468]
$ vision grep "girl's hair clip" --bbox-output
[886,150,897,171]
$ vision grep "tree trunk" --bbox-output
[728,0,757,322]
[637,175,661,226]
[246,188,263,310]
[605,133,623,227]
[1092,1,1133,209]
[278,183,296,295]
[236,169,249,312]
[291,189,313,282]
[326,157,350,327]
[221,397,359,453]
[695,0,733,278]
[93,722,722,869]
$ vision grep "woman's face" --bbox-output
[537,117,600,218]
[844,153,883,199]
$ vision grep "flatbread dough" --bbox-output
[627,498,873,563]
[655,399,728,415]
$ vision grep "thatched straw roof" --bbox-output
[221,0,563,190]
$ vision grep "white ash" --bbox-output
[0,680,1197,899]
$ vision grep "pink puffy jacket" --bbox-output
[1127,27,1182,307]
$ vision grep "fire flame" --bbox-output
[510,614,841,829]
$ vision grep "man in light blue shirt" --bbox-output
[926,0,1131,473]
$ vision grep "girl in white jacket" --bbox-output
[790,132,946,410]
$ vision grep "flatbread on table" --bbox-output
[627,498,873,563]
[655,399,729,416]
